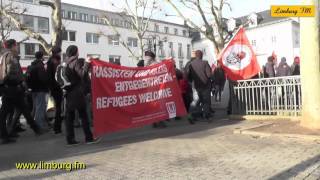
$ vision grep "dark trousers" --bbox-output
[0,94,39,139]
[51,89,63,132]
[196,85,212,117]
[65,107,93,143]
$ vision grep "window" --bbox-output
[154,24,159,32]
[127,37,138,47]
[109,55,121,64]
[179,60,183,70]
[187,44,191,59]
[24,43,36,56]
[23,15,34,30]
[69,31,76,41]
[108,35,119,46]
[38,17,49,33]
[158,41,165,58]
[87,54,101,59]
[174,28,178,35]
[86,33,99,44]
[164,27,169,34]
[63,31,76,42]
[61,10,66,18]
[178,43,183,58]
[183,30,187,37]
[80,13,89,21]
[21,0,33,3]
[169,42,174,57]
[67,11,77,20]
[251,40,256,46]
[91,15,98,23]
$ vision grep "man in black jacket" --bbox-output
[0,39,42,144]
[64,45,98,146]
[47,47,63,134]
[29,51,49,131]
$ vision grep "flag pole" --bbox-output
[217,25,243,60]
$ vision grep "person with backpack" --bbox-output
[47,47,63,134]
[186,50,213,122]
[0,39,42,144]
[27,51,49,131]
[62,45,98,146]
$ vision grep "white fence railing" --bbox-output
[231,76,301,116]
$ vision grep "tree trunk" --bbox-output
[300,0,320,128]
[51,0,62,50]
[138,37,144,60]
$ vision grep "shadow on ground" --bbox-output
[0,110,241,175]
[268,153,320,179]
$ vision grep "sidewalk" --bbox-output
[1,115,320,180]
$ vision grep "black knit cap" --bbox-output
[144,50,155,59]
[137,60,144,67]
[35,51,44,59]
[66,45,78,57]
[4,39,16,49]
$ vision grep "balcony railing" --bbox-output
[231,76,301,116]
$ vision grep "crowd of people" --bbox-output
[0,39,98,145]
[0,38,301,146]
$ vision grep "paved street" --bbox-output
[1,116,320,180]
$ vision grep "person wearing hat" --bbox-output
[143,50,168,128]
[47,46,64,134]
[64,45,99,146]
[144,50,157,66]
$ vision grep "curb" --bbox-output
[229,115,301,122]
[234,123,320,141]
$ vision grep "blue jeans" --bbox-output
[32,92,48,130]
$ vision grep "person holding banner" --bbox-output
[144,50,168,128]
[63,45,99,146]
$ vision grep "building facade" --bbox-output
[192,10,301,68]
[3,0,192,69]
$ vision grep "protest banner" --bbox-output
[91,59,187,137]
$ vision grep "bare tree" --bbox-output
[0,0,13,50]
[100,0,158,61]
[0,0,63,54]
[166,0,243,54]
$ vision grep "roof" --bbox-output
[235,10,288,27]
[61,3,188,28]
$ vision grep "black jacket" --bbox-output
[30,59,48,92]
[65,56,90,110]
[46,55,61,92]
[213,67,226,86]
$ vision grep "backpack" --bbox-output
[0,51,10,84]
[55,62,72,90]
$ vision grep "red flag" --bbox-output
[218,27,260,80]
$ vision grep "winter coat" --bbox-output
[30,59,48,92]
[213,67,226,86]
[47,55,61,93]
[65,56,90,110]
[1,49,24,86]
[264,62,276,78]
[291,64,300,75]
[276,62,291,77]
[186,58,212,90]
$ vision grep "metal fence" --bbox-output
[231,76,301,116]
